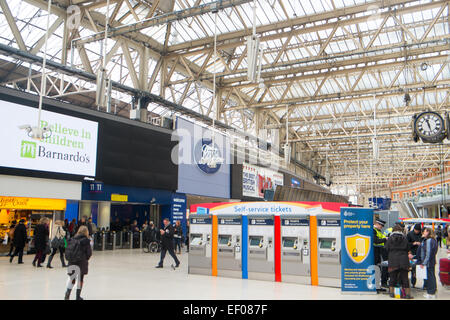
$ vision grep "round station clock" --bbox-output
[413,111,447,143]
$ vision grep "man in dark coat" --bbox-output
[373,219,388,291]
[32,219,49,267]
[155,218,180,268]
[9,219,28,264]
[406,223,422,287]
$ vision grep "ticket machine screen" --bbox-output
[283,238,296,248]
[219,235,230,245]
[319,238,334,249]
[249,236,262,247]
[191,234,203,245]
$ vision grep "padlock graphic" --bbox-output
[352,248,358,257]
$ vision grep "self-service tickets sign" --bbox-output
[340,207,376,293]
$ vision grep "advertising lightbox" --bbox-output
[0,100,98,177]
[242,163,283,198]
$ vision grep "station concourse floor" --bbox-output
[0,248,449,300]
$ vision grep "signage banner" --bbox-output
[219,218,241,225]
[172,193,186,222]
[242,163,283,198]
[291,178,301,188]
[111,194,128,202]
[0,100,98,176]
[282,219,309,226]
[0,196,66,210]
[191,217,212,224]
[249,218,274,226]
[340,207,376,293]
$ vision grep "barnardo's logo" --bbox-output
[19,140,90,164]
[20,141,36,158]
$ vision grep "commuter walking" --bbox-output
[88,217,97,234]
[155,218,180,268]
[64,226,92,300]
[32,217,49,267]
[77,216,93,236]
[436,226,442,248]
[7,220,17,256]
[173,220,183,254]
[9,219,28,264]
[47,220,67,268]
[385,224,413,299]
[373,219,388,291]
[406,223,422,288]
[419,227,438,299]
[68,219,77,237]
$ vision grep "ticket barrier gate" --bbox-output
[280,214,311,284]
[121,231,132,249]
[217,215,242,278]
[247,215,275,281]
[115,231,122,248]
[132,231,143,249]
[105,232,116,250]
[93,232,106,251]
[188,214,212,276]
[316,213,341,287]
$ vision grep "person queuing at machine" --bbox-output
[155,218,180,269]
[418,227,439,299]
[385,224,413,299]
[373,219,389,291]
[173,220,183,255]
[9,219,28,264]
[185,220,190,253]
[406,223,423,288]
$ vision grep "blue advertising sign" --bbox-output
[291,178,301,188]
[341,207,376,293]
[197,207,209,214]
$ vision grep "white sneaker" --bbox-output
[423,294,436,299]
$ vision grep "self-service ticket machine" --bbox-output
[316,213,341,287]
[247,215,275,281]
[188,214,212,276]
[217,214,242,278]
[280,214,311,284]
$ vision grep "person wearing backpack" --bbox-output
[419,227,438,299]
[47,220,67,268]
[64,225,92,300]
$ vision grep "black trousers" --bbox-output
[158,246,180,266]
[389,268,409,288]
[48,247,66,266]
[8,243,14,255]
[11,246,24,263]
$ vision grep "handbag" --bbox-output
[51,228,65,249]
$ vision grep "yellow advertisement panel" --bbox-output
[0,196,66,210]
[111,194,128,202]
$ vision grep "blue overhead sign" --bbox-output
[341,207,376,294]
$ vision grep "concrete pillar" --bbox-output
[79,201,92,219]
[97,202,111,230]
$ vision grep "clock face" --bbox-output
[414,112,445,139]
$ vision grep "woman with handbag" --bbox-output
[32,217,49,267]
[47,220,67,268]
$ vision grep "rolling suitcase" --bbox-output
[439,258,450,286]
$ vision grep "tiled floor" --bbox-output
[0,247,449,300]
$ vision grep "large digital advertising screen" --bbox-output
[0,100,98,177]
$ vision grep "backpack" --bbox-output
[65,237,84,263]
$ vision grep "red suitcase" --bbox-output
[439,258,450,286]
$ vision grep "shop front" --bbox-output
[0,196,67,255]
